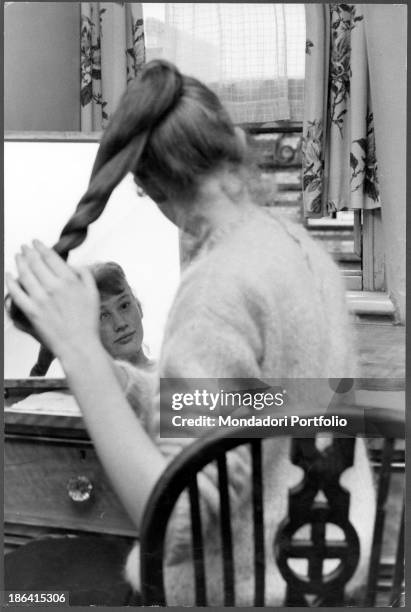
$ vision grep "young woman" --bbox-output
[6,59,375,605]
[28,262,154,427]
[90,261,155,429]
[91,261,150,367]
[29,261,150,373]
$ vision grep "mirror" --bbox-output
[4,140,180,377]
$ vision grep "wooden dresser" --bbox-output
[4,379,137,553]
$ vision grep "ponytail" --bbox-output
[5,60,184,374]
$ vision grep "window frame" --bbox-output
[241,122,385,294]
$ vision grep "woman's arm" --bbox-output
[61,341,166,527]
[111,359,157,430]
[7,241,165,529]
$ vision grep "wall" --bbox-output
[364,4,407,322]
[4,2,80,131]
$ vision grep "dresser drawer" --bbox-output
[5,437,137,537]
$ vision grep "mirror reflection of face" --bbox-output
[99,287,144,364]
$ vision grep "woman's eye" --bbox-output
[121,302,130,310]
[100,312,110,321]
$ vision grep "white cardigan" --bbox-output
[121,206,374,605]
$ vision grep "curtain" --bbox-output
[80,2,145,131]
[159,3,304,124]
[302,4,381,218]
[363,5,406,320]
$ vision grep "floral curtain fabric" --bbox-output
[302,4,381,217]
[80,2,145,131]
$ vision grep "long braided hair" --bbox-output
[6,59,246,375]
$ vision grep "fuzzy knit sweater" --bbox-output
[122,205,375,606]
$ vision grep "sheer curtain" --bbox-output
[145,3,305,124]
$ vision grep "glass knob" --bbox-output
[66,475,93,503]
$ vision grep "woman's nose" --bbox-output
[112,313,128,331]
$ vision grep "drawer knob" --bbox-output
[66,475,93,503]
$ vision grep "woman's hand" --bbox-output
[7,241,166,529]
[6,240,100,361]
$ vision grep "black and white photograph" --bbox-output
[3,2,406,607]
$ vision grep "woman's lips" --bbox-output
[116,331,136,344]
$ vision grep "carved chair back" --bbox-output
[139,405,404,606]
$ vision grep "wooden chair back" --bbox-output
[139,405,404,606]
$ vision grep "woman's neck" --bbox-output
[130,348,151,367]
[177,169,256,240]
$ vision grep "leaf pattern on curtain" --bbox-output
[302,4,381,218]
[126,15,145,81]
[306,40,314,55]
[302,119,324,215]
[329,4,363,134]
[80,2,145,131]
[350,110,379,202]
[81,7,107,122]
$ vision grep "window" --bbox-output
[142,3,376,292]
[143,3,305,123]
[4,3,387,309]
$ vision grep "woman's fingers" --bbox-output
[20,244,58,288]
[32,239,75,280]
[15,251,49,302]
[71,266,100,307]
[5,273,35,317]
[76,266,98,293]
[15,242,77,303]
[8,247,101,361]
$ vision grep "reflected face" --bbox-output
[98,288,144,364]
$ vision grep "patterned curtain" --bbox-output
[302,4,380,218]
[80,2,145,131]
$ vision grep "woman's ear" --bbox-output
[234,126,247,153]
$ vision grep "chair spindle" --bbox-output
[391,498,405,607]
[365,438,395,606]
[251,439,265,606]
[217,453,235,606]
[188,475,207,606]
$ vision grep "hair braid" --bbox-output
[29,345,55,377]
[53,136,148,260]
[6,60,184,374]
